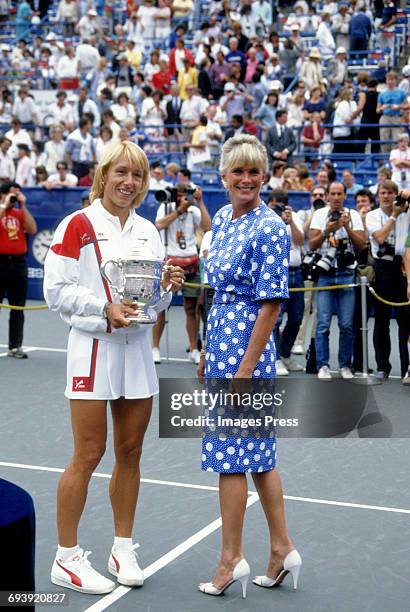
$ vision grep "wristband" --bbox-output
[388,216,397,222]
[0,204,7,210]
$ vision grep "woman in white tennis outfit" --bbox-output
[44,141,184,595]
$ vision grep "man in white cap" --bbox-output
[289,23,306,57]
[332,4,351,51]
[327,47,348,88]
[299,48,323,90]
[316,12,336,59]
[75,8,102,40]
[219,80,253,122]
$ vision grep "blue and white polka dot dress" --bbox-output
[202,202,290,474]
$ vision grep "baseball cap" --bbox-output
[336,47,347,55]
[224,82,235,92]
[290,23,300,31]
[402,65,410,77]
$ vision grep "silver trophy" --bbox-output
[101,235,166,324]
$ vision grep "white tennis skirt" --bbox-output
[65,327,158,400]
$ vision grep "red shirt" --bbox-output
[301,125,325,149]
[0,208,27,255]
[79,175,93,187]
[151,70,172,96]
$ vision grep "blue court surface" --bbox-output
[1,303,409,612]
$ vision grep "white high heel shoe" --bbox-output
[198,558,250,598]
[253,549,302,590]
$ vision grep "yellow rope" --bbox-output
[368,287,410,307]
[0,303,48,311]
[183,282,358,292]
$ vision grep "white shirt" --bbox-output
[15,156,34,187]
[12,96,38,124]
[180,96,209,124]
[4,128,32,159]
[0,150,15,180]
[389,147,410,189]
[47,102,75,126]
[47,172,78,187]
[333,100,357,138]
[44,199,172,339]
[366,207,410,258]
[310,206,364,268]
[156,201,201,257]
[44,140,66,174]
[75,43,100,72]
[286,211,303,267]
[56,55,78,79]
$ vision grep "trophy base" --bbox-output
[126,314,157,325]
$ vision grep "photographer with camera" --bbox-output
[309,182,366,379]
[268,190,305,375]
[366,180,410,380]
[293,186,327,365]
[0,181,37,358]
[153,183,211,364]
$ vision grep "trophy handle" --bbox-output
[100,260,122,294]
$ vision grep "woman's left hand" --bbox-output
[162,262,185,292]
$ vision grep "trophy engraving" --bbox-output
[101,235,166,324]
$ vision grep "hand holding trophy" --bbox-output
[101,234,185,324]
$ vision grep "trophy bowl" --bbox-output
[101,256,165,324]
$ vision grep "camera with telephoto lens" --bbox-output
[272,203,286,217]
[301,251,322,282]
[376,241,395,260]
[155,186,176,204]
[8,195,18,206]
[312,198,326,211]
[316,246,337,273]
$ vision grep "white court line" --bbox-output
[84,493,260,612]
[2,461,410,515]
[0,347,38,358]
[0,462,222,493]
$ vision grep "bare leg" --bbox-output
[184,296,199,351]
[152,310,165,349]
[109,397,152,537]
[252,469,294,577]
[209,474,248,589]
[57,400,107,547]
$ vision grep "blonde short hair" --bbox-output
[90,141,150,208]
[219,134,269,177]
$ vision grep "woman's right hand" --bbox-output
[106,302,139,328]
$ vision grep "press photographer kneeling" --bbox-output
[366,181,410,381]
[152,183,211,364]
[309,182,366,380]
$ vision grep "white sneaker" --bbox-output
[152,347,161,364]
[275,359,289,376]
[281,356,304,372]
[51,549,115,594]
[318,366,332,380]
[189,348,201,364]
[108,543,144,586]
[340,367,354,379]
[291,342,304,355]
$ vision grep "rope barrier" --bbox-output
[368,287,410,307]
[1,285,409,311]
[0,304,48,311]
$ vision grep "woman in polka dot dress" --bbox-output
[197,135,302,598]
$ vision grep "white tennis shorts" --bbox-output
[65,327,158,400]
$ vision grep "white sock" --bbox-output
[57,544,80,561]
[113,537,133,550]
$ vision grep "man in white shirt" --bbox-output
[148,163,173,191]
[366,180,410,379]
[309,182,366,379]
[5,119,32,160]
[15,144,34,187]
[46,91,75,131]
[12,87,40,126]
[0,137,15,183]
[75,9,103,40]
[75,38,100,81]
[72,87,100,129]
[45,160,78,189]
[180,88,209,129]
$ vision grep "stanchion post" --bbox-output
[360,275,369,376]
[354,275,381,386]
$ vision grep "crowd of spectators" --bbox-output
[0,0,409,380]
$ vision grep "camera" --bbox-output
[394,194,409,210]
[301,251,322,282]
[9,195,18,206]
[376,242,395,260]
[272,203,286,217]
[155,185,196,206]
[312,198,326,211]
[336,239,356,269]
[329,209,342,222]
[316,246,337,273]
